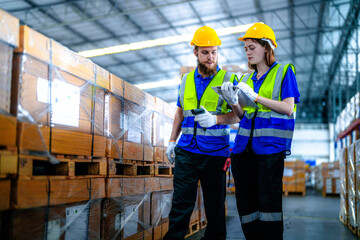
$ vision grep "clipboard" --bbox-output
[211,86,259,109]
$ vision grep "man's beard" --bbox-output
[197,59,218,77]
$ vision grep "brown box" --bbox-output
[0,114,16,147]
[15,26,50,63]
[153,222,168,240]
[0,9,19,113]
[52,40,96,84]
[0,179,10,210]
[109,73,124,97]
[101,194,152,240]
[17,122,105,157]
[7,199,101,240]
[151,190,172,226]
[0,150,17,177]
[0,43,14,113]
[11,178,105,209]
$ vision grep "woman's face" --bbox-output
[244,39,266,66]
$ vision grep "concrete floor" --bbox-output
[187,187,358,240]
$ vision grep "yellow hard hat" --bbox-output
[238,22,277,48]
[191,26,221,46]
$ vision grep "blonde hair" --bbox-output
[247,39,275,72]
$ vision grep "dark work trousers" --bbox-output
[164,146,227,240]
[231,149,285,240]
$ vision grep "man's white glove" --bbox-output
[166,141,176,164]
[239,82,258,101]
[194,106,217,128]
[221,82,240,106]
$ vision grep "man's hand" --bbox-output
[221,82,239,106]
[239,82,258,101]
[166,141,176,164]
[194,106,217,128]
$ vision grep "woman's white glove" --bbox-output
[166,141,176,164]
[221,82,240,106]
[194,106,217,128]
[239,82,258,101]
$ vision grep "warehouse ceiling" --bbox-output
[1,0,359,124]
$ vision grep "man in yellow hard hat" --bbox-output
[164,26,240,240]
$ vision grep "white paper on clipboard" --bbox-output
[211,86,259,109]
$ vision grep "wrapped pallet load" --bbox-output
[11,25,108,157]
[339,147,348,225]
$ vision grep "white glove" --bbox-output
[239,82,258,101]
[194,106,217,128]
[221,82,240,106]
[166,141,176,164]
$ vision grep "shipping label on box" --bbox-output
[37,78,80,127]
[284,168,294,177]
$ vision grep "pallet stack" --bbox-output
[283,160,306,196]
[347,141,357,235]
[321,162,340,196]
[0,9,19,238]
[339,147,348,226]
[0,9,207,240]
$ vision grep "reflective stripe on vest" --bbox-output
[182,127,230,136]
[237,128,294,139]
[259,212,283,222]
[240,211,259,224]
[237,64,296,139]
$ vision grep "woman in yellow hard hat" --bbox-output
[221,22,300,239]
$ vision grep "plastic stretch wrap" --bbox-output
[348,142,357,228]
[339,147,349,222]
[0,9,19,115]
[102,177,174,240]
[11,26,108,158]
[105,75,155,162]
[355,140,360,229]
[152,97,176,164]
[0,177,177,239]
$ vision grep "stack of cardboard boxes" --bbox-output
[0,9,207,240]
[283,160,306,196]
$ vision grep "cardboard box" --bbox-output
[0,9,19,113]
[0,179,10,211]
[0,114,16,147]
[11,178,105,209]
[7,199,101,240]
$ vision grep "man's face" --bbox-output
[194,46,218,75]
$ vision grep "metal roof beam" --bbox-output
[68,2,149,76]
[325,0,360,95]
[253,0,265,22]
[305,0,327,101]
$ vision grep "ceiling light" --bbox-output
[79,23,257,58]
[135,79,180,90]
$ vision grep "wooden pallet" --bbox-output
[322,192,340,197]
[348,222,357,235]
[339,214,348,226]
[200,219,207,229]
[185,221,200,238]
[283,191,306,196]
[18,154,107,179]
[108,160,154,177]
[154,164,173,177]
